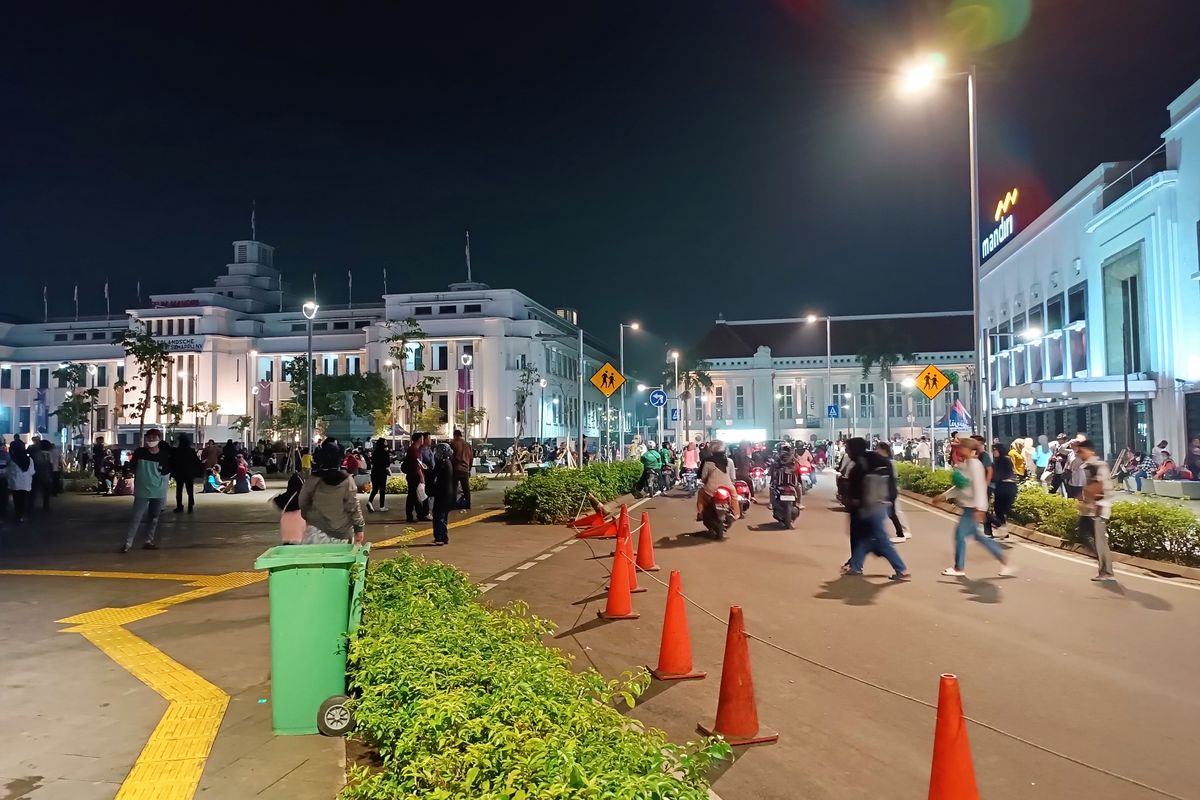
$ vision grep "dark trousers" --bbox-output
[32,475,52,511]
[991,481,1018,529]
[432,503,450,543]
[369,473,388,506]
[12,490,30,520]
[175,479,194,510]
[405,475,427,521]
[0,480,7,516]
[455,471,471,508]
[887,502,905,536]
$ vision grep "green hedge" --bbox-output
[385,474,490,494]
[504,461,644,524]
[344,555,729,800]
[896,464,1200,567]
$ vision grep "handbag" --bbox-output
[275,491,305,544]
[415,483,428,503]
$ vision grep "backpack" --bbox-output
[857,457,889,518]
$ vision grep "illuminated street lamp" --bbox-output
[619,322,640,451]
[302,301,319,450]
[898,52,986,443]
[806,313,833,442]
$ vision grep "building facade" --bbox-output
[980,77,1200,457]
[690,312,975,443]
[0,239,618,447]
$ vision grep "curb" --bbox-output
[898,489,1200,582]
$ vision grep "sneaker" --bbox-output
[999,564,1016,577]
[890,536,907,544]
[367,502,375,512]
[797,504,806,510]
[941,567,967,577]
[889,572,912,582]
[173,507,184,514]
[118,544,130,554]
[379,506,389,512]
[1091,575,1117,582]
[843,568,864,576]
[142,542,158,550]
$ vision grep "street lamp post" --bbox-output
[302,302,319,451]
[806,314,833,443]
[619,322,639,457]
[669,350,680,444]
[898,55,986,445]
[246,349,258,446]
[843,392,855,437]
[385,358,397,447]
[539,378,547,445]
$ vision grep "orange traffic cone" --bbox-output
[635,511,660,572]
[576,517,617,539]
[571,510,605,530]
[698,606,778,745]
[597,537,640,620]
[650,571,705,681]
[608,527,646,593]
[928,674,979,800]
[617,504,631,537]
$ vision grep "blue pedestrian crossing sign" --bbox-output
[670,408,680,421]
[649,389,668,407]
[826,404,840,419]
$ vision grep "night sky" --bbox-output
[4,1,1199,381]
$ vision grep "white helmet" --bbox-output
[647,440,657,449]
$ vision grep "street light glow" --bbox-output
[630,322,640,330]
[302,301,319,319]
[539,378,547,387]
[843,392,853,399]
[249,349,258,357]
[902,377,916,388]
[805,314,818,324]
[897,52,945,96]
[669,350,679,360]
[636,383,647,391]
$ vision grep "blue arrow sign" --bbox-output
[649,389,667,407]
[826,404,840,419]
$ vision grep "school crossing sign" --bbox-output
[915,364,950,401]
[590,362,625,398]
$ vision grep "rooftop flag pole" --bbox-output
[251,199,257,241]
[137,280,142,305]
[383,267,388,296]
[312,272,317,303]
[278,273,283,312]
[348,269,353,312]
[104,278,110,320]
[42,284,47,322]
[74,284,79,322]
[465,230,471,282]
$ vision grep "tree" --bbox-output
[856,327,916,381]
[189,401,221,443]
[50,362,99,444]
[384,319,426,426]
[288,363,392,429]
[665,356,712,443]
[414,407,447,435]
[114,326,173,438]
[454,406,486,434]
[230,415,253,437]
[513,363,541,446]
[162,402,185,437]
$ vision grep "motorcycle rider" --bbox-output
[638,441,663,496]
[795,444,815,493]
[657,440,675,493]
[770,444,803,518]
[680,440,701,493]
[731,442,753,495]
[697,439,739,521]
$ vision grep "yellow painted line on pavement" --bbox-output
[373,508,506,547]
[54,571,266,800]
[0,569,217,582]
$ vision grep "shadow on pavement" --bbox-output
[951,576,1003,604]
[813,575,900,606]
[654,533,719,549]
[1102,579,1173,611]
[613,678,680,713]
[553,616,621,639]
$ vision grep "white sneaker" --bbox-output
[379,506,389,512]
[941,567,967,577]
[367,502,375,512]
[999,564,1017,577]
[890,536,907,544]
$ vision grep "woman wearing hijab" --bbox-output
[299,440,365,545]
[428,442,456,545]
[367,438,391,512]
[5,439,35,522]
[697,440,739,521]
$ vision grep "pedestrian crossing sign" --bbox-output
[915,364,950,400]
[590,362,625,398]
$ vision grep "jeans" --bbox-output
[455,471,471,508]
[432,504,450,543]
[175,479,194,510]
[1125,470,1149,492]
[125,497,164,548]
[368,473,388,507]
[1081,516,1114,577]
[849,509,907,574]
[953,507,1004,570]
[405,475,427,521]
[991,482,1017,529]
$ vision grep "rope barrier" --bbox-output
[577,508,1190,800]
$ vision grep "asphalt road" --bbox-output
[481,474,1200,800]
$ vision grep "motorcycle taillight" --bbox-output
[714,487,730,500]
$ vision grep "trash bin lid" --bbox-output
[254,542,369,570]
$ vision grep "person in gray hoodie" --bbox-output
[299,439,365,545]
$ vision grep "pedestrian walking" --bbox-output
[450,429,474,509]
[29,438,54,512]
[298,440,365,545]
[842,438,909,580]
[987,443,1019,537]
[1075,439,1116,582]
[428,442,455,545]
[367,438,391,512]
[403,433,429,522]
[0,437,9,518]
[171,433,202,513]
[875,442,909,542]
[935,437,1013,577]
[1065,440,1087,499]
[5,439,35,522]
[120,429,171,552]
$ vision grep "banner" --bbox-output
[257,379,272,410]
[34,388,50,433]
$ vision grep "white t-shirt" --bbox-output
[947,457,987,511]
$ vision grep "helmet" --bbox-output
[646,441,656,449]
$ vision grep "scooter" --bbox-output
[702,487,736,540]
[750,466,768,495]
[771,484,801,529]
[681,467,699,496]
[798,463,816,490]
[734,479,752,515]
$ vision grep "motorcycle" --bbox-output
[734,480,752,514]
[750,466,768,495]
[798,463,816,490]
[681,467,699,496]
[702,486,736,540]
[771,484,801,529]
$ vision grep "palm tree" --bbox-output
[664,356,712,443]
[856,327,916,381]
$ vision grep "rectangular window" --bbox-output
[1103,248,1146,376]
[735,386,745,420]
[694,392,704,420]
[116,364,124,383]
[57,369,68,388]
[92,331,106,340]
[188,318,196,335]
[20,368,32,390]
[19,406,31,433]
[887,382,905,419]
[38,368,49,389]
[281,357,295,381]
[0,404,11,434]
[333,321,350,330]
[403,344,423,371]
[777,385,794,420]
[112,331,123,340]
[54,333,67,342]
[432,344,449,371]
[323,355,339,376]
[312,323,328,331]
[858,383,876,418]
[347,356,361,375]
[438,305,456,314]
[97,365,108,387]
[72,333,86,341]
[464,303,482,313]
[831,382,847,411]
[167,319,175,336]
[291,323,305,332]
[1068,282,1087,323]
[1046,295,1064,331]
[1,368,11,389]
[354,320,370,329]
[714,386,725,420]
[94,404,108,429]
[414,306,432,316]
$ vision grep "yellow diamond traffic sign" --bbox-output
[915,364,950,401]
[590,362,625,398]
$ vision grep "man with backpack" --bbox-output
[841,437,909,580]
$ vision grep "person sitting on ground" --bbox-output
[298,440,365,545]
[1153,452,1179,481]
[1186,438,1200,481]
[233,461,251,493]
[114,468,135,496]
[203,465,223,493]
[250,472,266,491]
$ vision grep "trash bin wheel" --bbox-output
[317,695,355,736]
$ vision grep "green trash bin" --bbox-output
[254,542,370,736]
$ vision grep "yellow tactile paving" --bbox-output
[0,569,216,581]
[373,508,506,547]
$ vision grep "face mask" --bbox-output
[146,438,160,447]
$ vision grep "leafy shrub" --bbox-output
[468,474,490,491]
[504,461,644,524]
[345,555,729,800]
[382,473,492,496]
[895,462,953,496]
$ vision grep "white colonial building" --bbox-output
[690,312,975,443]
[980,77,1200,456]
[0,239,617,447]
